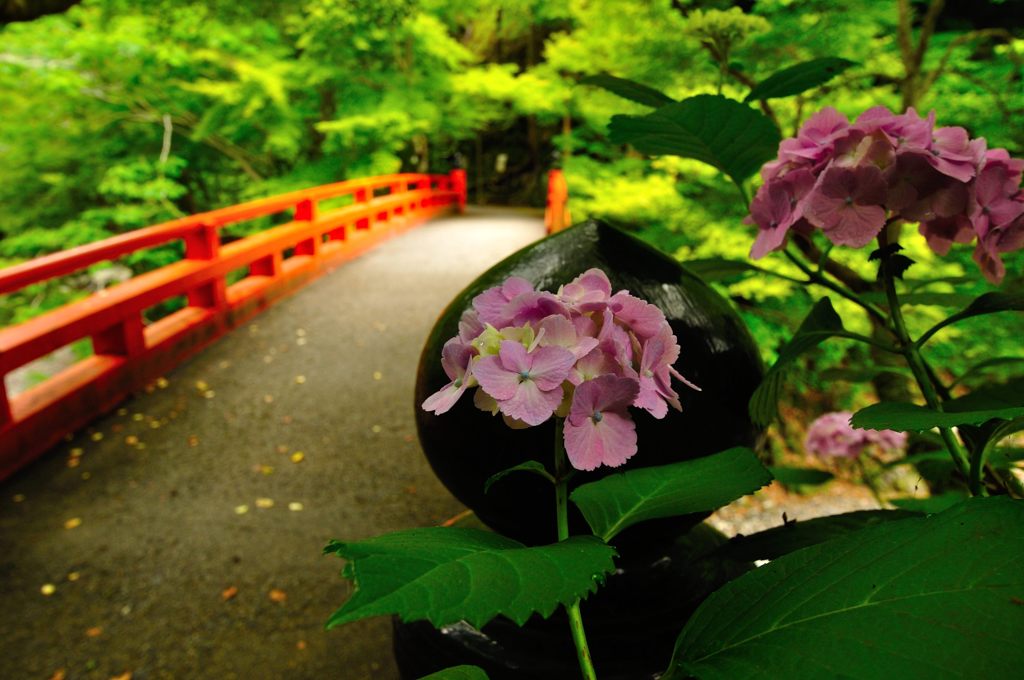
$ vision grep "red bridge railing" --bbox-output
[0,170,466,479]
[544,169,571,234]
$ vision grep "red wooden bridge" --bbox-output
[0,168,569,480]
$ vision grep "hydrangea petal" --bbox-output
[500,379,563,426]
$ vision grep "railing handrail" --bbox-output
[0,172,450,295]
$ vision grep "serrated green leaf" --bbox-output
[666,497,1024,680]
[713,509,920,562]
[767,465,833,487]
[570,447,772,542]
[889,491,969,514]
[749,298,845,425]
[608,94,781,189]
[484,461,554,493]
[744,57,856,102]
[324,528,616,629]
[579,74,675,108]
[918,291,1024,346]
[420,665,489,680]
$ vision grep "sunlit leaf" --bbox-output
[579,74,676,108]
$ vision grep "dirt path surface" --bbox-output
[0,208,545,680]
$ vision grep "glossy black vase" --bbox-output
[400,221,764,678]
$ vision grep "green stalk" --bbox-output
[554,418,598,680]
[879,254,976,493]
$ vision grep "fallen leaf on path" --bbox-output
[221,586,239,601]
[195,380,209,391]
[203,390,215,399]
[67,572,81,581]
[187,435,200,447]
[296,337,307,346]
[255,498,274,509]
[259,465,274,475]
[64,518,82,530]
[132,413,144,422]
[81,472,91,480]
[219,360,231,369]
[12,494,25,503]
[404,485,417,495]
[90,432,103,442]
[290,452,304,464]
[70,448,84,458]
[125,436,139,446]
[234,505,249,515]
[269,589,287,603]
[373,371,383,381]
[86,627,102,638]
[296,328,306,337]
[296,640,307,650]
[281,415,293,425]
[264,395,274,404]
[109,672,132,680]
[41,584,56,596]
[47,671,65,680]
[276,444,289,454]
[295,375,306,384]
[156,377,169,388]
[288,502,304,512]
[67,458,80,468]
[371,425,382,434]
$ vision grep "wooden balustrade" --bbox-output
[0,170,466,480]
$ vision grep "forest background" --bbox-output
[2,0,1022,458]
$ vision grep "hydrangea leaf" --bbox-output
[420,666,489,680]
[749,298,845,426]
[851,378,1024,432]
[713,509,920,562]
[665,497,1024,680]
[744,57,856,102]
[889,491,969,514]
[579,74,676,108]
[324,528,616,629]
[569,447,772,542]
[608,94,781,189]
[917,291,1024,346]
[484,461,554,493]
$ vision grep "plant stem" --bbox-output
[878,252,976,492]
[783,248,890,326]
[554,418,598,680]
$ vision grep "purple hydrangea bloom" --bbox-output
[804,411,907,459]
[564,375,640,471]
[422,269,698,471]
[747,105,1024,282]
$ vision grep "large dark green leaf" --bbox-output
[852,377,1024,432]
[579,74,676,108]
[951,356,1024,388]
[420,666,489,680]
[890,491,968,514]
[608,94,781,189]
[682,257,764,281]
[744,57,856,102]
[714,509,920,562]
[917,291,1024,346]
[324,528,616,629]
[570,447,772,542]
[666,498,1024,680]
[749,298,845,425]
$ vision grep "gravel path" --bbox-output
[0,208,545,680]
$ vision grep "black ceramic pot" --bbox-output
[413,220,764,547]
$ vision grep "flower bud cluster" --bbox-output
[747,106,1024,283]
[422,269,698,471]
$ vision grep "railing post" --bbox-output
[545,169,570,234]
[390,181,407,216]
[354,185,371,230]
[449,169,467,213]
[184,223,227,309]
[0,381,11,427]
[293,198,321,257]
[94,314,145,357]
[416,177,431,209]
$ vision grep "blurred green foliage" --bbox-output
[1,0,1021,421]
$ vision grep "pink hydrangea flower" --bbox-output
[746,105,1024,282]
[564,375,640,470]
[422,269,698,471]
[804,411,907,459]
